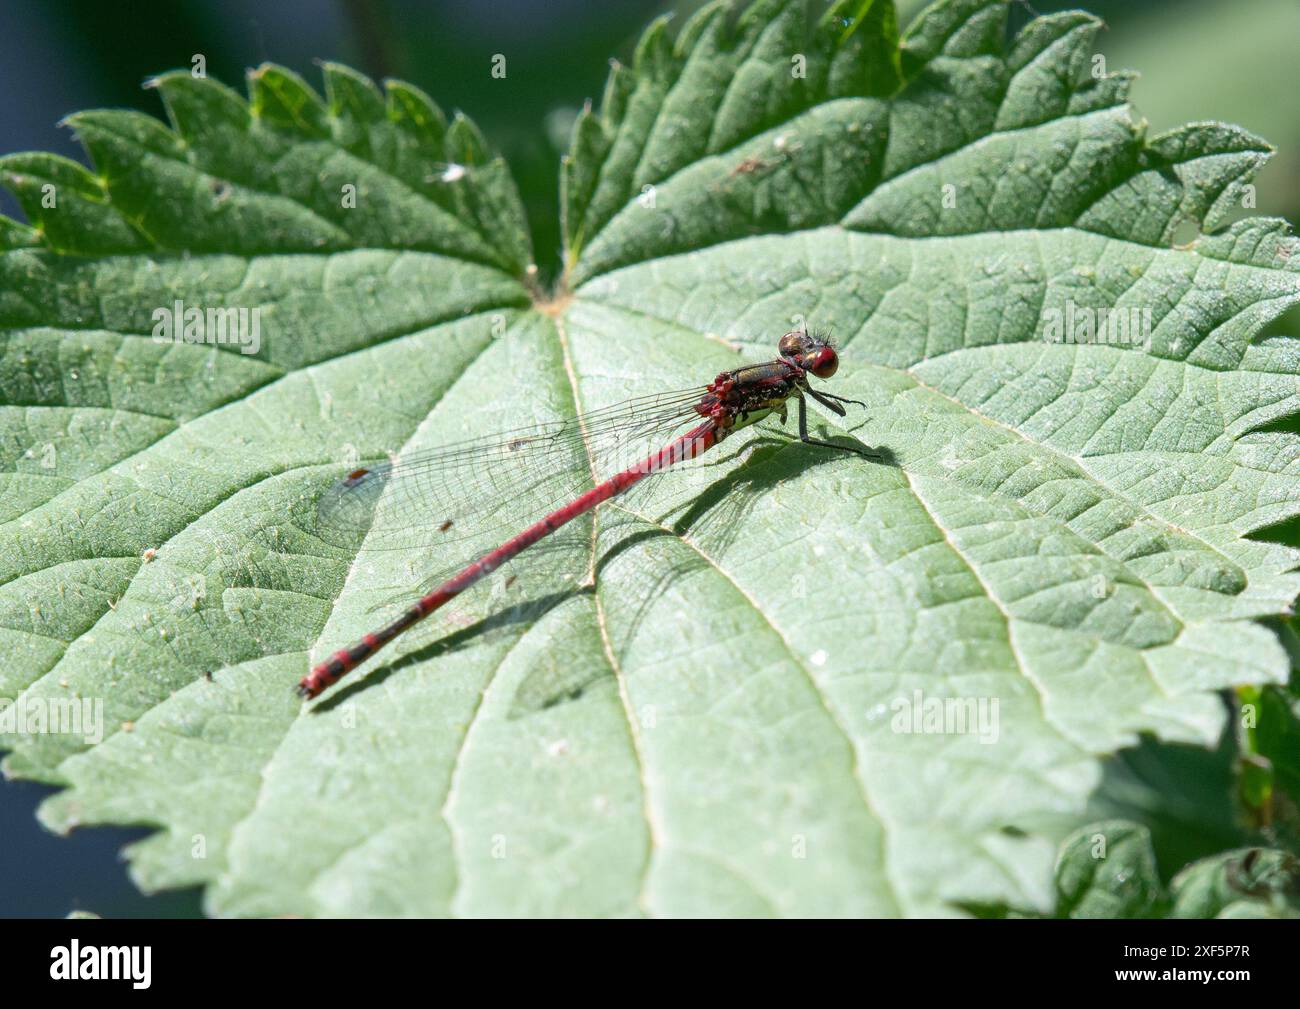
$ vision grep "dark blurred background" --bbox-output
[1,0,1297,917]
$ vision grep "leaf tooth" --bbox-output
[674,0,731,59]
[1005,10,1101,76]
[597,59,635,133]
[900,0,1005,71]
[150,71,251,149]
[445,113,489,167]
[0,215,41,250]
[65,109,185,163]
[321,61,386,126]
[247,63,329,137]
[997,13,1105,131]
[633,13,678,83]
[0,152,146,254]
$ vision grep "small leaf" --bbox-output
[1170,847,1300,918]
[1055,821,1167,918]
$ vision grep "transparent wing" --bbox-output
[314,387,710,553]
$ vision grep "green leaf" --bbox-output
[1169,846,1300,918]
[3,0,1300,917]
[1054,820,1167,918]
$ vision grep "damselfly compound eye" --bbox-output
[809,345,838,378]
[778,332,806,358]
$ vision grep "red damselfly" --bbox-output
[299,331,873,699]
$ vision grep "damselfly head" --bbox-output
[778,330,838,379]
